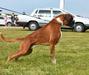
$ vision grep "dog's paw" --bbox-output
[7,56,11,62]
[51,59,56,64]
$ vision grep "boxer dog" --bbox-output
[0,13,73,64]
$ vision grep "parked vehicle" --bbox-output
[73,15,89,32]
[0,15,12,26]
[16,8,89,32]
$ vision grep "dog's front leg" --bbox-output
[50,44,56,64]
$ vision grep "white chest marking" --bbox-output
[56,18,63,25]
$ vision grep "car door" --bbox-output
[0,16,5,25]
[37,10,52,24]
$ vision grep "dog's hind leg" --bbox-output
[7,39,33,62]
[50,44,56,64]
[14,48,33,61]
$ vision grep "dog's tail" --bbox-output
[0,32,24,42]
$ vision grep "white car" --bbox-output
[73,15,89,32]
[0,15,12,26]
[17,8,89,32]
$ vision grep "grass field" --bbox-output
[0,27,89,75]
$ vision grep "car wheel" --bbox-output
[28,22,39,31]
[74,23,86,32]
[6,22,12,26]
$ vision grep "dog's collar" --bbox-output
[56,17,63,25]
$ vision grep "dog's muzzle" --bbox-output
[69,20,75,27]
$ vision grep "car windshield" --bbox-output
[53,11,61,17]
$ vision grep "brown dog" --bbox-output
[0,13,73,64]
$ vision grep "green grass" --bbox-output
[0,28,89,75]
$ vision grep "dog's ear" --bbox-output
[64,14,73,21]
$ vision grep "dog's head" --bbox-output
[56,13,74,26]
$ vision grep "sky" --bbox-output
[0,0,89,17]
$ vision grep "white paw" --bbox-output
[51,59,56,64]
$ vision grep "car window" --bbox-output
[38,10,51,17]
[0,17,4,19]
[53,11,62,17]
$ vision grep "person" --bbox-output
[11,13,15,25]
[15,15,18,26]
[4,14,8,26]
